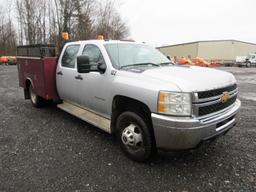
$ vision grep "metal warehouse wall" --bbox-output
[198,41,256,60]
[233,41,256,58]
[158,42,198,59]
[158,40,256,61]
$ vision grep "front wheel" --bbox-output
[116,111,156,162]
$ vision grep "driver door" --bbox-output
[76,44,110,117]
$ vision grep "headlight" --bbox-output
[158,91,192,116]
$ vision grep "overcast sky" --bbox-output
[1,0,255,47]
[119,0,256,46]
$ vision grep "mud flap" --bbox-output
[24,88,30,99]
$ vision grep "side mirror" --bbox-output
[77,55,107,74]
[77,55,90,73]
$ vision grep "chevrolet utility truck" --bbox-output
[17,40,241,162]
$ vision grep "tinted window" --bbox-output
[82,44,105,64]
[61,45,80,68]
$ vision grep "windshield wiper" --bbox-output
[159,62,174,66]
[120,63,160,69]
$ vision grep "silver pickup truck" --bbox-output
[18,40,241,162]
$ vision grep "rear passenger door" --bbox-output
[56,44,80,103]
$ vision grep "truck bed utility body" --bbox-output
[17,45,59,100]
[17,40,241,161]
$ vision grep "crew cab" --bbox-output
[17,40,241,161]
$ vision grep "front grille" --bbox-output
[198,95,237,116]
[198,84,237,99]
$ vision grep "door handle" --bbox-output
[57,71,63,75]
[75,75,83,80]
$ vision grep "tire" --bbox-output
[115,111,156,162]
[29,84,45,108]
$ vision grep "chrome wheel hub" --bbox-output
[121,124,143,148]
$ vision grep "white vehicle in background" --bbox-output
[235,56,247,66]
[236,53,256,67]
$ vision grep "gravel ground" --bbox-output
[0,65,255,192]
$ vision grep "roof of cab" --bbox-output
[67,40,139,46]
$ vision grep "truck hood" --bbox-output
[142,65,236,92]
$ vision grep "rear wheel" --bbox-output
[29,84,45,108]
[116,111,156,162]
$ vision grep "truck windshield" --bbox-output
[104,43,171,69]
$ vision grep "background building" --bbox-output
[158,40,256,62]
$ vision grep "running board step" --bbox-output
[57,101,111,133]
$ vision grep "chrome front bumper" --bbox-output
[151,100,241,150]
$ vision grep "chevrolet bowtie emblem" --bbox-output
[221,91,230,103]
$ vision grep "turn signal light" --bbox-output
[158,92,167,113]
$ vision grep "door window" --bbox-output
[82,44,105,64]
[61,45,80,68]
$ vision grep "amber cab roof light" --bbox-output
[62,32,69,41]
[97,35,104,40]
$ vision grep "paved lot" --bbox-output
[0,65,255,192]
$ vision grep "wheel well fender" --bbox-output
[111,95,153,133]
[24,78,33,99]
